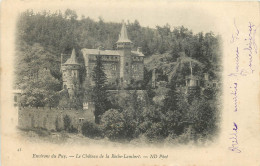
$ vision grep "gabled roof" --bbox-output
[64,48,79,65]
[81,48,120,56]
[81,48,144,57]
[116,21,132,43]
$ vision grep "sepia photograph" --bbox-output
[1,1,260,166]
[14,8,222,145]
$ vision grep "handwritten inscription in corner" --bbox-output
[226,18,259,154]
[230,83,238,113]
[228,122,241,153]
[228,19,258,77]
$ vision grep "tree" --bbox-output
[162,76,187,136]
[101,109,126,140]
[92,56,110,124]
[58,89,83,109]
[131,90,141,119]
[163,78,179,113]
[188,98,217,140]
[19,67,60,107]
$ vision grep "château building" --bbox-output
[61,48,81,98]
[61,21,145,97]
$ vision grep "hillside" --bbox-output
[16,9,221,91]
[15,9,222,144]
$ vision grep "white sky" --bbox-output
[76,2,218,34]
[25,1,221,34]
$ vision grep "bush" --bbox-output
[144,122,167,142]
[34,128,50,137]
[166,126,196,144]
[63,115,71,131]
[122,109,138,140]
[100,109,126,141]
[81,121,101,138]
[69,125,78,133]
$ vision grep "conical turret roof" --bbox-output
[116,21,132,43]
[64,48,79,65]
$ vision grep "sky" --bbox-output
[76,2,218,33]
[27,1,221,34]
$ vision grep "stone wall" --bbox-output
[88,60,120,85]
[131,61,144,81]
[18,107,95,131]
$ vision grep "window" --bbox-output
[111,64,116,71]
[126,62,128,66]
[79,118,84,123]
[14,96,17,102]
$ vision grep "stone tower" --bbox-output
[116,21,133,86]
[61,48,80,98]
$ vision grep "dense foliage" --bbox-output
[16,9,221,144]
[81,121,102,138]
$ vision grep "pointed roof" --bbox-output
[116,21,132,43]
[64,48,79,65]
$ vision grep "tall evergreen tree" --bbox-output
[92,56,110,124]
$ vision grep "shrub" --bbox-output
[69,125,78,133]
[100,109,126,141]
[144,122,167,142]
[55,117,62,132]
[167,126,196,144]
[34,128,50,137]
[63,115,71,131]
[81,121,101,138]
[122,109,138,140]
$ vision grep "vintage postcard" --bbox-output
[1,0,260,165]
